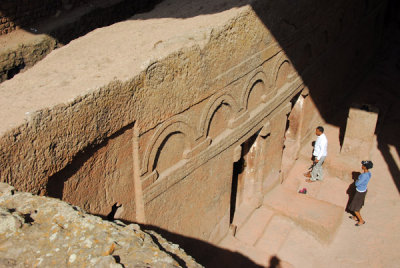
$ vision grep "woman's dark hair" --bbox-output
[361,160,373,169]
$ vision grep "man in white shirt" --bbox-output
[305,126,328,182]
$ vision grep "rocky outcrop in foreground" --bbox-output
[0,183,202,267]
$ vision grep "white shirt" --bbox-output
[313,133,328,160]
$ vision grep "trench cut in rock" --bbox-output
[0,0,390,266]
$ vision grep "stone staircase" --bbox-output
[218,124,353,267]
[219,208,294,267]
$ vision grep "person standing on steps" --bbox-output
[349,160,373,226]
[305,126,328,182]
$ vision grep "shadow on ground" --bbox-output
[94,212,274,267]
[143,224,265,268]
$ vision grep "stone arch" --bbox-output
[207,103,232,139]
[152,131,186,174]
[198,93,240,139]
[269,52,295,91]
[241,68,270,110]
[141,115,196,176]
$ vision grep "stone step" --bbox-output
[219,234,272,266]
[295,175,349,208]
[219,235,294,268]
[282,158,324,199]
[219,234,243,252]
[324,155,358,182]
[263,186,343,244]
[282,155,350,208]
[277,223,326,267]
[314,175,350,208]
[235,239,275,266]
[255,214,294,254]
[282,158,312,191]
[235,207,275,246]
[231,202,258,234]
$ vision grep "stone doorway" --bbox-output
[230,131,262,224]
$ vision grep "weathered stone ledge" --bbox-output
[0,0,162,83]
[0,182,202,267]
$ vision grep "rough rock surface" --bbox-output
[0,0,162,83]
[0,182,202,268]
[0,33,57,82]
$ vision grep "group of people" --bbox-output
[304,126,373,227]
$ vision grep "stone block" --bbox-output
[341,103,378,161]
